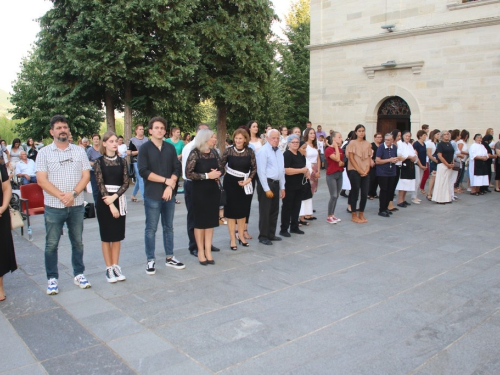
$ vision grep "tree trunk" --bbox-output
[216,105,227,153]
[105,91,115,132]
[124,81,132,143]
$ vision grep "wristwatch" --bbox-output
[72,190,78,199]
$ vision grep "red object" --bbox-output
[20,183,45,234]
[420,163,430,190]
[325,146,345,175]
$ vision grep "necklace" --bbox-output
[104,154,117,160]
[234,147,245,154]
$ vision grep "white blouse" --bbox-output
[396,140,416,166]
[305,144,319,164]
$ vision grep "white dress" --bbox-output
[249,140,262,153]
[395,140,416,192]
[468,143,489,187]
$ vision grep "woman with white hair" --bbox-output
[280,134,308,236]
[185,129,223,265]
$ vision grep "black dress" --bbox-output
[220,147,256,219]
[94,156,129,242]
[0,164,17,277]
[186,148,222,229]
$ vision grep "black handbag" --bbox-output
[400,159,415,180]
[128,161,135,178]
[84,203,96,219]
[217,179,226,206]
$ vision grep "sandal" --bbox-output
[219,217,228,225]
[131,196,138,202]
[305,216,317,221]
[368,196,374,200]
[0,295,5,302]
[243,230,252,240]
[299,220,310,226]
[426,195,432,201]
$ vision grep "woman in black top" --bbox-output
[368,133,382,199]
[186,129,223,265]
[220,129,256,250]
[280,134,309,237]
[432,131,454,203]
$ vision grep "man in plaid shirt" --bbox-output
[36,115,92,295]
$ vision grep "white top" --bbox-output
[425,140,436,163]
[15,159,36,176]
[249,139,263,153]
[305,144,319,164]
[317,140,324,154]
[396,140,416,166]
[117,144,128,158]
[457,139,468,162]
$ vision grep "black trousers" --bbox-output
[257,179,280,240]
[368,167,379,196]
[183,180,197,251]
[280,188,303,232]
[348,170,370,212]
[378,176,396,212]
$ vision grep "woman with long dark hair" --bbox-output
[346,124,372,223]
[248,120,263,154]
[299,128,320,222]
[26,138,38,161]
[94,131,129,282]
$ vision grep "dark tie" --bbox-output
[272,147,278,151]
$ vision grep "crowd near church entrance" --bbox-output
[376,96,411,135]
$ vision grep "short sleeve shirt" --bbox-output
[165,138,185,156]
[436,141,454,164]
[325,146,344,175]
[36,143,91,208]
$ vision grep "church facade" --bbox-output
[308,0,500,137]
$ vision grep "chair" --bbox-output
[20,183,45,236]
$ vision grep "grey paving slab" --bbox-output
[1,364,47,375]
[0,314,36,373]
[41,345,135,375]
[9,308,99,361]
[80,310,145,342]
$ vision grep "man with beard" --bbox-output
[36,115,92,295]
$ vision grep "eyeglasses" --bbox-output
[59,157,74,166]
[289,141,300,144]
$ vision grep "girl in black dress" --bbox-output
[186,129,223,265]
[220,129,256,250]
[94,132,129,283]
[0,163,17,301]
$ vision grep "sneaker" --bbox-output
[165,256,186,270]
[146,260,156,275]
[106,267,117,283]
[47,278,59,295]
[332,216,341,223]
[74,274,91,289]
[326,217,337,224]
[113,265,126,281]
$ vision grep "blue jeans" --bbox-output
[44,205,85,279]
[21,176,37,185]
[90,170,99,204]
[132,162,145,198]
[144,196,175,261]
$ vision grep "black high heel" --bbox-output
[238,238,250,247]
[199,260,208,266]
[230,241,238,251]
[206,259,215,265]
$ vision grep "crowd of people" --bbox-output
[1,115,499,299]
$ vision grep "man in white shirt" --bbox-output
[15,151,37,184]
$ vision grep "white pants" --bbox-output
[411,165,422,199]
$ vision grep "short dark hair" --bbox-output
[460,129,469,141]
[92,134,101,140]
[134,123,144,131]
[416,130,426,139]
[196,123,209,133]
[450,129,460,140]
[148,116,167,131]
[232,128,249,148]
[422,124,430,130]
[50,115,68,129]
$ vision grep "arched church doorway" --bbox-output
[377,96,411,136]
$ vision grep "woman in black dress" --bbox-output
[0,163,17,301]
[186,129,223,265]
[221,129,256,250]
[94,132,129,283]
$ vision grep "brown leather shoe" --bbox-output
[351,212,362,223]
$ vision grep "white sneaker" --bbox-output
[146,260,156,275]
[74,274,91,289]
[165,256,186,270]
[112,265,126,281]
[106,267,117,283]
[47,278,59,295]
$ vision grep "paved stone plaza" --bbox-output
[1,177,500,374]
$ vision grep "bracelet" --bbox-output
[205,173,209,180]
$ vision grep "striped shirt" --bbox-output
[36,142,91,208]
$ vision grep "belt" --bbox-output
[267,178,279,183]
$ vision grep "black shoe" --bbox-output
[230,241,237,251]
[237,238,250,247]
[385,210,393,215]
[378,211,390,217]
[397,202,407,208]
[259,239,273,245]
[211,245,220,252]
[290,229,305,234]
[305,216,317,221]
[346,208,352,213]
[206,259,215,265]
[388,207,399,212]
[279,231,291,237]
[199,260,208,266]
[404,201,411,206]
[269,236,282,241]
[189,250,198,257]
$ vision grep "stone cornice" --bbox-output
[448,0,500,11]
[307,16,500,51]
[363,61,424,79]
